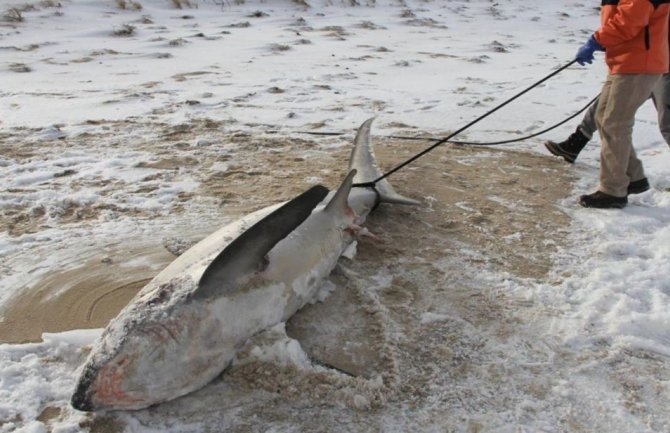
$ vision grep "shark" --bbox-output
[71,118,419,411]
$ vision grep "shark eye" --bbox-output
[147,285,171,306]
[257,255,270,273]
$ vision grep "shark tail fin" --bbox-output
[348,118,421,206]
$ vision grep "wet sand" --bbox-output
[0,245,173,343]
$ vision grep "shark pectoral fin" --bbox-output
[286,270,389,379]
[325,169,357,215]
[195,185,330,299]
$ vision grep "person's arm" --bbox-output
[595,0,654,47]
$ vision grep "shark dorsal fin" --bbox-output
[325,169,357,215]
[194,185,330,299]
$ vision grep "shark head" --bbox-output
[71,277,225,411]
[72,186,333,411]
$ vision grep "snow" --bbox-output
[549,185,670,357]
[0,330,100,433]
[233,323,313,370]
[1,0,670,432]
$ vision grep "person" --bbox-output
[559,0,670,209]
[545,73,670,165]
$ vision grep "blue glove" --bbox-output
[576,35,604,66]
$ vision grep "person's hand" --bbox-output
[576,35,604,66]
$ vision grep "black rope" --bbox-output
[283,94,598,147]
[352,59,580,187]
[447,94,598,146]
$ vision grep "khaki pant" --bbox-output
[595,73,662,197]
[578,73,670,146]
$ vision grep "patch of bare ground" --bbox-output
[115,0,142,11]
[171,70,214,81]
[79,415,126,433]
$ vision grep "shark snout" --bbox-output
[71,366,98,411]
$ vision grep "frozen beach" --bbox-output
[1,1,669,432]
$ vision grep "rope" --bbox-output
[351,58,581,188]
[447,94,598,146]
[281,94,598,147]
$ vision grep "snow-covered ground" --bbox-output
[1,1,669,432]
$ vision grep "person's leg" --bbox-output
[651,73,670,147]
[544,98,598,163]
[577,99,598,139]
[588,74,660,205]
[579,76,627,208]
[598,77,648,195]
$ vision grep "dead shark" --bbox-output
[71,118,419,411]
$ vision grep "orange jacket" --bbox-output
[595,0,670,74]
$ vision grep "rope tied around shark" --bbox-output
[352,58,583,189]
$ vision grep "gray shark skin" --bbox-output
[71,118,419,411]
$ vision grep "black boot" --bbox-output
[579,191,627,209]
[627,177,650,195]
[544,127,590,163]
